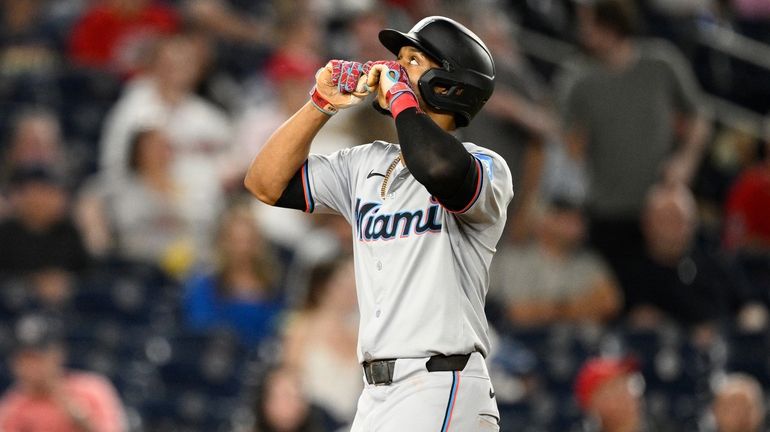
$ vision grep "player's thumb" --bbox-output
[366,64,385,88]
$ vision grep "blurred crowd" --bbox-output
[0,0,769,431]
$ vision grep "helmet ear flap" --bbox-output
[417,69,492,128]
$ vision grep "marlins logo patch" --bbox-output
[473,154,494,180]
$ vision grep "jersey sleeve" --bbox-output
[447,146,514,227]
[303,147,356,221]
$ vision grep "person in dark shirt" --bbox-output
[623,184,767,340]
[0,165,89,307]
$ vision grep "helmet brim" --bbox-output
[378,29,442,64]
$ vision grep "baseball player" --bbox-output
[245,16,512,431]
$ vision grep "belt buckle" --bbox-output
[368,361,392,385]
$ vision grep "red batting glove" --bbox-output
[362,61,410,86]
[366,62,419,118]
[331,60,367,94]
[310,60,369,116]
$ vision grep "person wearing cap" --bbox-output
[0,315,126,432]
[574,356,680,432]
[489,197,621,328]
[574,357,645,432]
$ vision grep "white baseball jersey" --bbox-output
[301,140,513,363]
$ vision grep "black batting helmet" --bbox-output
[379,16,495,128]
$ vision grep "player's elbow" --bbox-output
[243,174,280,205]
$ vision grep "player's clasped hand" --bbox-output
[310,59,416,116]
[365,61,418,115]
[331,60,370,95]
[310,60,369,115]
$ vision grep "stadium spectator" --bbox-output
[67,0,179,76]
[0,0,61,79]
[100,33,232,253]
[250,367,326,432]
[723,137,770,311]
[0,165,88,307]
[624,183,767,336]
[0,314,126,432]
[183,205,284,347]
[574,357,650,432]
[489,197,621,328]
[723,138,770,252]
[556,0,710,284]
[710,373,765,432]
[75,128,193,274]
[282,257,360,427]
[1,109,71,190]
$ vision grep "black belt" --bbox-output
[363,353,472,385]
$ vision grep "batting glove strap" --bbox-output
[309,86,337,116]
[386,82,420,118]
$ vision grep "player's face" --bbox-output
[396,46,440,95]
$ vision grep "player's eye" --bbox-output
[409,57,418,66]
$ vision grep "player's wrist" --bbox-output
[309,86,338,116]
[386,83,419,118]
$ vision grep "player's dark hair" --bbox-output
[591,0,639,38]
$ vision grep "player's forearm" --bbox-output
[244,102,330,204]
[395,108,473,199]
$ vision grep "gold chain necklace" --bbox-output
[380,154,402,200]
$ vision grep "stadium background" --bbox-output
[0,0,769,431]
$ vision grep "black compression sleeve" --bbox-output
[395,108,479,211]
[273,166,308,211]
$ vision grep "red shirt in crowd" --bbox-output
[68,2,179,75]
[724,165,770,250]
[0,372,125,432]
